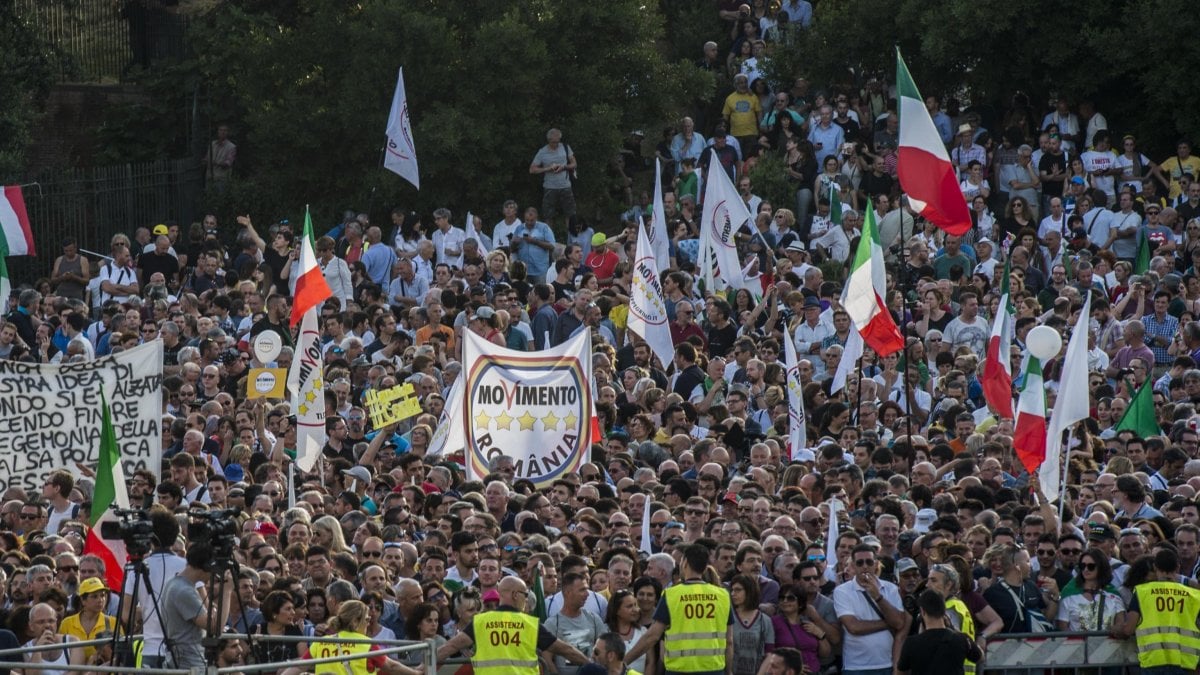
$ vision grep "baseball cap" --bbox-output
[224,464,245,483]
[1070,176,1086,185]
[254,520,280,536]
[896,558,919,575]
[1088,524,1116,541]
[591,233,608,247]
[474,306,496,321]
[482,589,501,603]
[78,577,108,595]
[343,466,372,485]
[152,224,169,236]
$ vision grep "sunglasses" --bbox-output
[1079,562,1098,571]
[779,595,798,601]
[799,575,820,582]
[807,555,826,562]
[361,551,382,558]
[854,559,876,567]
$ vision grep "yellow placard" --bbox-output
[247,368,289,399]
[363,383,423,427]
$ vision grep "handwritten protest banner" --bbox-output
[0,340,163,492]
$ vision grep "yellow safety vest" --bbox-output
[1135,581,1200,670]
[472,610,540,675]
[663,581,730,673]
[946,597,977,675]
[309,630,374,675]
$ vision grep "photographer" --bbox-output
[160,540,235,669]
[120,508,186,668]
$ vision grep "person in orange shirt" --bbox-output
[414,301,455,354]
[947,411,976,455]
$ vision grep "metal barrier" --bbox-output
[982,631,1138,673]
[0,633,437,675]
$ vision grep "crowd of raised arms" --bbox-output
[1,1,1200,675]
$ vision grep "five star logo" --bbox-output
[305,390,317,404]
[517,411,537,431]
[564,412,579,429]
[494,411,514,430]
[298,403,309,416]
[312,376,324,390]
[473,411,492,430]
[542,411,560,430]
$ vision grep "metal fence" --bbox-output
[10,158,204,282]
[14,0,190,83]
[982,631,1138,673]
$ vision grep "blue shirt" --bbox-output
[807,122,844,165]
[781,0,813,27]
[932,110,954,145]
[362,242,397,286]
[513,221,556,279]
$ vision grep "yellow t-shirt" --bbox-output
[723,92,762,139]
[59,612,116,660]
[1161,156,1200,198]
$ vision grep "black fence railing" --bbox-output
[9,158,205,284]
[14,0,191,83]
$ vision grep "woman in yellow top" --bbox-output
[58,577,116,662]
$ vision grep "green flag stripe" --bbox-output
[91,389,119,526]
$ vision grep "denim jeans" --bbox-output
[843,668,893,675]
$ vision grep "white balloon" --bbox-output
[1026,325,1063,361]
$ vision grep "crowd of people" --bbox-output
[1,2,1200,675]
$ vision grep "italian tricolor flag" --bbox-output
[896,49,971,236]
[0,186,35,302]
[982,261,1014,418]
[842,198,904,357]
[83,389,129,593]
[288,208,333,473]
[1013,356,1048,474]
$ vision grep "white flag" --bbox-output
[287,305,327,473]
[698,163,752,292]
[384,67,420,189]
[427,376,464,458]
[465,211,489,254]
[824,499,843,584]
[1040,292,1092,502]
[639,495,653,556]
[784,320,808,459]
[648,158,670,265]
[628,221,676,371]
[831,322,864,395]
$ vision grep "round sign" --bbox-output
[253,370,279,397]
[253,330,283,363]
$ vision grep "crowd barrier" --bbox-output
[0,634,438,675]
[982,631,1138,673]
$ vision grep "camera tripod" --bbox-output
[110,553,177,668]
[202,554,254,665]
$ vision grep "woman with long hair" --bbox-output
[312,515,350,554]
[770,583,828,674]
[1116,135,1168,195]
[605,588,654,674]
[401,602,446,665]
[632,576,662,629]
[1056,548,1124,630]
[785,139,818,236]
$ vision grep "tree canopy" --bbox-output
[175,0,712,222]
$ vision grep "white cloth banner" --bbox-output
[288,306,326,472]
[1040,292,1092,502]
[0,340,162,492]
[465,211,489,254]
[384,67,420,189]
[831,323,864,395]
[698,162,752,292]
[628,220,675,371]
[648,158,670,264]
[784,320,808,459]
[462,329,593,487]
[428,376,464,458]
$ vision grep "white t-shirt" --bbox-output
[97,262,138,305]
[833,578,903,671]
[124,552,188,661]
[1115,153,1152,194]
[1081,150,1118,197]
[1080,208,1114,249]
[492,219,520,249]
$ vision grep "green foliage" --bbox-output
[143,0,714,225]
[764,0,1195,156]
[747,153,793,215]
[0,4,63,180]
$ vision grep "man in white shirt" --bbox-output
[122,511,188,668]
[1077,193,1114,250]
[1038,197,1068,239]
[492,200,522,249]
[833,544,909,673]
[98,243,139,305]
[430,207,466,269]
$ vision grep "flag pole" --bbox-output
[896,193,917,442]
[1056,428,1070,527]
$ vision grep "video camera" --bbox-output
[186,507,241,572]
[99,508,156,558]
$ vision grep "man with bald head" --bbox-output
[361,226,397,286]
[25,602,85,664]
[437,575,589,668]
